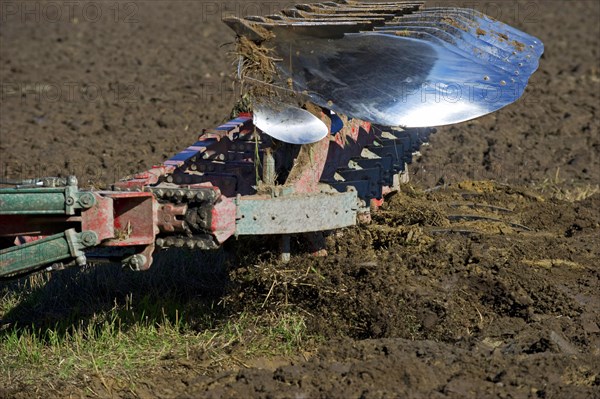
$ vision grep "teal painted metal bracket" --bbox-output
[0,229,99,278]
[0,181,96,216]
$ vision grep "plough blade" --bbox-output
[225,1,543,129]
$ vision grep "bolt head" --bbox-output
[79,193,95,207]
[67,176,78,186]
[80,232,97,246]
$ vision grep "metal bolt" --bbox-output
[79,193,95,208]
[75,255,87,266]
[67,175,78,186]
[125,254,147,271]
[156,238,165,247]
[80,231,97,247]
[65,197,75,206]
[195,192,205,201]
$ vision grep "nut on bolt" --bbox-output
[80,231,98,247]
[79,193,95,208]
[124,254,147,271]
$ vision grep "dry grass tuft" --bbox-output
[536,168,599,202]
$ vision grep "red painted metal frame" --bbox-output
[99,192,157,247]
[111,112,385,246]
[3,111,392,272]
[211,197,236,243]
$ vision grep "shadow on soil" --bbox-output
[0,248,234,338]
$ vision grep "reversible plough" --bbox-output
[0,1,543,279]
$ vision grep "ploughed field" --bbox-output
[1,1,599,398]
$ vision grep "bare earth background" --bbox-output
[1,0,599,398]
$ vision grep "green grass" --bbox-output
[0,248,318,390]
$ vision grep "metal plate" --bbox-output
[236,191,358,235]
[375,28,523,76]
[422,8,544,56]
[386,16,540,73]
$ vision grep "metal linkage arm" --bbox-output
[0,176,96,215]
[0,229,98,278]
[0,177,159,278]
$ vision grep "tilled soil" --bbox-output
[170,184,599,399]
[26,183,597,399]
[1,0,599,398]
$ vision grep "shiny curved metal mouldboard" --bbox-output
[272,30,533,127]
